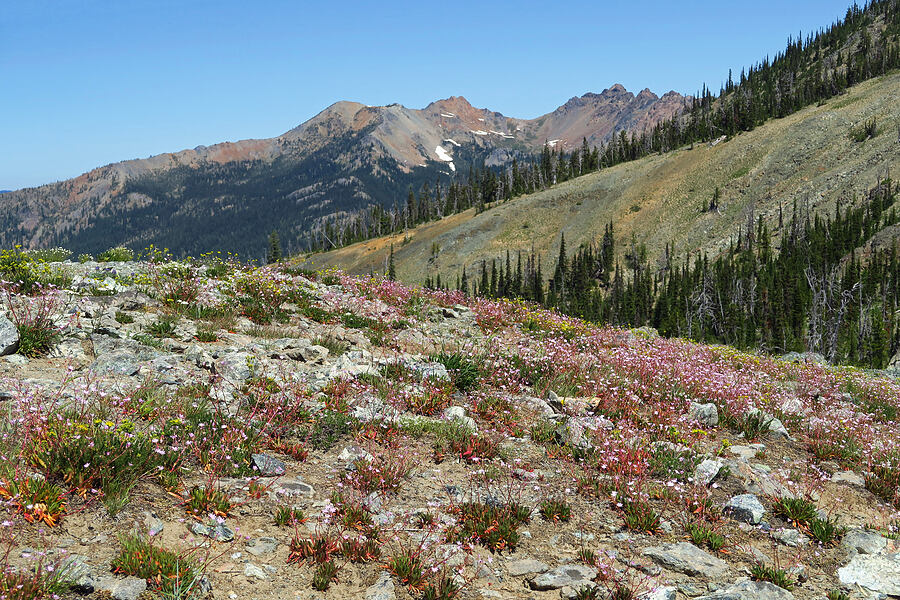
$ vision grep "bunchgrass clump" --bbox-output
[32,417,171,515]
[421,574,461,600]
[146,315,177,338]
[111,534,201,598]
[432,423,501,462]
[772,496,818,526]
[738,411,774,440]
[274,506,306,526]
[432,351,481,392]
[98,246,134,262]
[311,561,339,591]
[446,501,531,552]
[387,548,426,590]
[539,498,572,522]
[620,497,661,534]
[649,446,700,482]
[186,485,231,518]
[0,562,72,599]
[866,451,900,508]
[685,521,725,552]
[341,455,410,494]
[750,562,795,590]
[808,515,846,546]
[0,475,67,526]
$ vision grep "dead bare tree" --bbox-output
[806,265,860,362]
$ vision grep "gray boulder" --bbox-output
[724,494,765,524]
[191,521,234,542]
[842,529,889,556]
[252,453,286,477]
[694,459,723,485]
[642,542,729,578]
[837,552,900,596]
[506,558,550,577]
[529,564,598,590]
[689,402,719,427]
[696,581,794,599]
[95,576,147,600]
[0,313,19,355]
[365,571,397,600]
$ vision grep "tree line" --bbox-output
[432,178,900,369]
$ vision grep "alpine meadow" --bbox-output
[1,2,900,600]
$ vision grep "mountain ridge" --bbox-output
[0,84,686,257]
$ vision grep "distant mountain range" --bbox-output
[0,85,686,257]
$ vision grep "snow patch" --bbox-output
[448,162,456,172]
[443,138,461,147]
[440,113,456,118]
[471,130,488,135]
[478,118,485,122]
[489,130,514,139]
[434,145,453,162]
[547,139,560,148]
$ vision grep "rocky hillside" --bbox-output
[306,71,900,283]
[0,255,899,600]
[0,86,684,258]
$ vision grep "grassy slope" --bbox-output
[305,71,900,283]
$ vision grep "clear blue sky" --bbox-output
[1,0,855,190]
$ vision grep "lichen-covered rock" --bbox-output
[837,552,900,596]
[0,313,20,356]
[724,494,765,524]
[642,542,729,578]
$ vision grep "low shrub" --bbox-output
[98,246,134,262]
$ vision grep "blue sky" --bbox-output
[1,0,855,190]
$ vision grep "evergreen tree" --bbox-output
[267,230,282,264]
[388,244,396,281]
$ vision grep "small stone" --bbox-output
[443,405,477,431]
[96,576,147,600]
[689,402,719,427]
[530,564,598,590]
[143,511,164,537]
[61,554,95,593]
[365,571,396,600]
[191,522,235,542]
[506,558,550,577]
[694,459,723,485]
[273,478,315,497]
[831,470,866,487]
[772,528,808,547]
[642,542,729,578]
[252,453,286,476]
[727,445,758,460]
[338,445,374,463]
[639,586,677,600]
[724,494,765,524]
[246,536,278,556]
[243,563,268,580]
